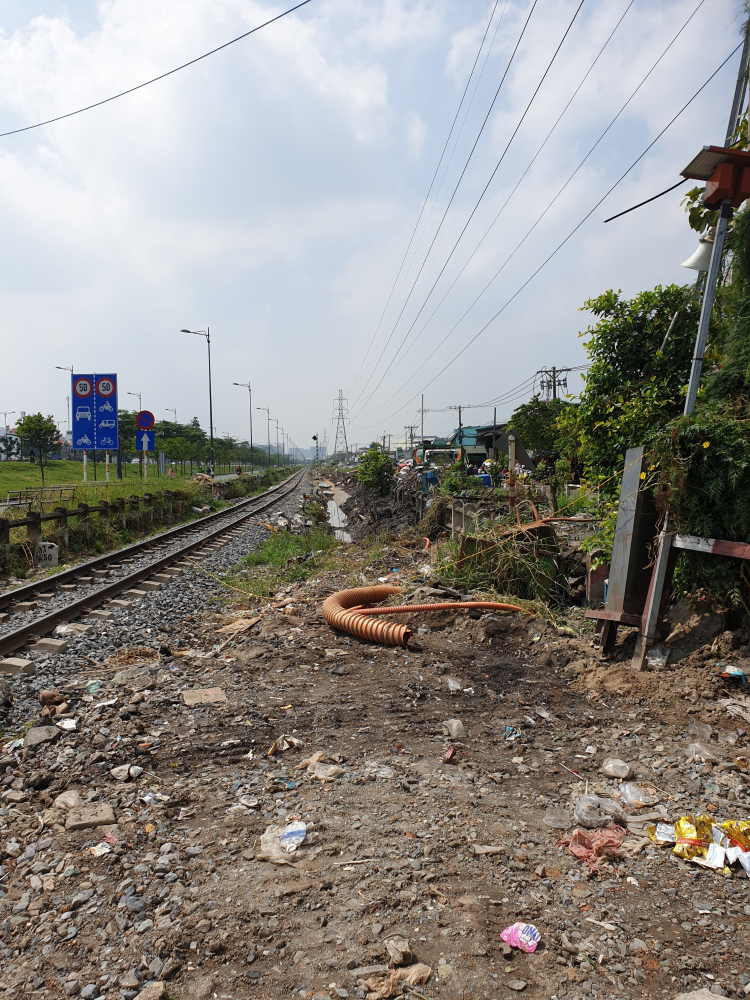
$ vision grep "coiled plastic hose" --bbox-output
[322,584,523,649]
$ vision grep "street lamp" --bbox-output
[166,408,177,423]
[257,407,271,468]
[180,328,214,475]
[127,391,142,410]
[272,418,280,468]
[233,383,253,474]
[56,366,73,432]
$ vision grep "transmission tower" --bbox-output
[332,390,349,460]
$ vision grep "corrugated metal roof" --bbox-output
[681,146,728,180]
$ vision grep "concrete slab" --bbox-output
[0,657,35,676]
[139,581,161,591]
[13,601,38,612]
[27,638,68,654]
[86,609,115,620]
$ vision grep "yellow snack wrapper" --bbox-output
[673,814,713,861]
[647,822,676,846]
[720,819,750,853]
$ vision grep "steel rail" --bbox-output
[0,470,306,658]
[0,472,303,612]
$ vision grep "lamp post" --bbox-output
[257,407,271,468]
[180,328,214,475]
[56,366,73,433]
[166,408,177,423]
[272,418,280,468]
[127,391,142,410]
[233,382,253,473]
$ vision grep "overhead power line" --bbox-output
[353,0,707,422]
[345,0,505,397]
[350,0,541,409]
[351,0,637,419]
[353,0,711,424]
[0,0,313,139]
[353,40,742,431]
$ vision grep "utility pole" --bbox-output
[537,367,568,400]
[420,394,424,446]
[684,25,750,414]
[257,406,271,467]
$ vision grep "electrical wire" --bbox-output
[352,0,588,415]
[603,177,689,222]
[361,0,511,394]
[350,0,541,408]
[352,0,706,421]
[345,0,505,397]
[353,0,710,423]
[0,0,313,139]
[353,39,742,431]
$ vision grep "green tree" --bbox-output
[559,284,702,492]
[357,443,394,495]
[15,413,60,485]
[509,395,571,454]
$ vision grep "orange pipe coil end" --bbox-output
[321,585,524,649]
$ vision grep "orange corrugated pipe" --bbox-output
[321,584,523,649]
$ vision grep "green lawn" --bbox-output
[0,459,201,496]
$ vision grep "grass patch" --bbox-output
[226,527,339,598]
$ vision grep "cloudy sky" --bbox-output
[0,0,743,452]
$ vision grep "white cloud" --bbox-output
[0,0,742,448]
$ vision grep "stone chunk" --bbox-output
[25,726,60,749]
[110,765,131,781]
[181,688,227,706]
[0,657,35,676]
[65,803,116,830]
[134,983,166,1000]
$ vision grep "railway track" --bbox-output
[0,468,306,658]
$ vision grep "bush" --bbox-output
[357,444,394,495]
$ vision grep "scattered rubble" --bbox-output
[2,471,750,999]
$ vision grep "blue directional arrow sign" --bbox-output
[137,430,155,452]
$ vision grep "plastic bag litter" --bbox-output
[500,922,541,953]
[559,825,626,870]
[258,821,322,866]
[718,697,750,726]
[384,934,413,965]
[573,794,627,829]
[307,762,345,782]
[612,782,661,810]
[362,761,397,780]
[645,643,670,669]
[442,718,466,738]
[543,806,572,830]
[279,820,307,853]
[719,730,739,744]
[89,842,111,857]
[686,741,718,762]
[363,964,432,1000]
[687,720,712,741]
[602,758,633,779]
[445,677,462,693]
[267,734,305,756]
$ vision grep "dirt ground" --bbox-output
[2,483,750,1000]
